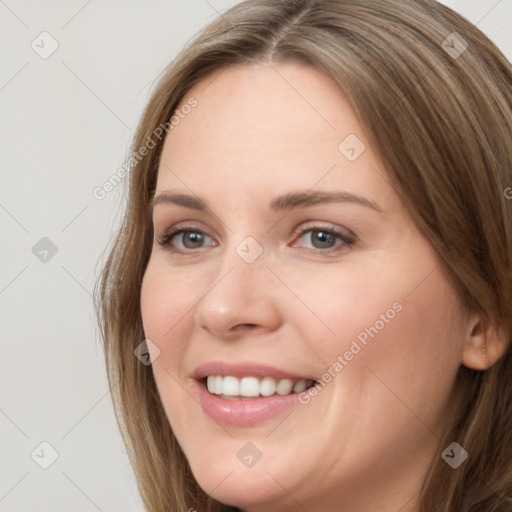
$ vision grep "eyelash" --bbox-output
[156,222,355,255]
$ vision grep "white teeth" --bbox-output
[214,376,223,394]
[275,378,293,395]
[240,377,260,397]
[260,376,276,396]
[205,375,312,398]
[222,376,240,396]
[292,380,307,393]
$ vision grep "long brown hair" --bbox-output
[95,1,512,510]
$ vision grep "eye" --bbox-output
[291,225,354,253]
[157,225,216,251]
[156,222,355,255]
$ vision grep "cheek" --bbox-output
[140,260,201,361]
[269,259,411,366]
[313,251,464,368]
[369,265,464,379]
[298,252,464,421]
[326,263,465,438]
[140,261,200,429]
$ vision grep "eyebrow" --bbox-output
[150,190,385,215]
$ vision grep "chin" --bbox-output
[187,451,302,511]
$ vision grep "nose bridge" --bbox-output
[214,226,269,285]
[207,234,269,308]
[193,234,280,337]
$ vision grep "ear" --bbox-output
[461,311,508,371]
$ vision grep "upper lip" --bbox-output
[192,361,317,381]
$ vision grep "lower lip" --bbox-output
[194,379,303,426]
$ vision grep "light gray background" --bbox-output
[1,1,510,511]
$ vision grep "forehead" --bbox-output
[155,62,396,214]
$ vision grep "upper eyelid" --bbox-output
[157,220,351,238]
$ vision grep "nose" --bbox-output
[193,249,281,340]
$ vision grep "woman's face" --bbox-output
[141,62,469,512]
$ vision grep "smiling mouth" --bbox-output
[204,375,318,400]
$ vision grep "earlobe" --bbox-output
[461,313,508,371]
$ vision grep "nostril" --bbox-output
[233,323,258,332]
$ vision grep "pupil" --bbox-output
[184,232,204,248]
[313,230,335,249]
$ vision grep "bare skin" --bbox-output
[140,62,502,512]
